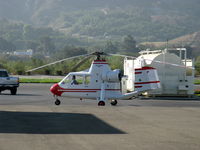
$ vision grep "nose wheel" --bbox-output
[55,99,61,105]
[98,101,105,106]
[110,100,118,106]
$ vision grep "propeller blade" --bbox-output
[26,53,90,73]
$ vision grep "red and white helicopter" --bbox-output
[27,52,160,106]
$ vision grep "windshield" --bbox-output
[0,71,8,77]
[60,74,91,85]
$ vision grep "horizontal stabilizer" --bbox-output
[135,67,160,92]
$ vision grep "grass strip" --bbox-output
[20,78,62,83]
[195,79,200,84]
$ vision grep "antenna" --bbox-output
[166,39,169,52]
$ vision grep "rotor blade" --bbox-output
[108,53,194,70]
[70,55,92,72]
[108,53,137,59]
[26,53,90,73]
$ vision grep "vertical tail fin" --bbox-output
[135,67,160,92]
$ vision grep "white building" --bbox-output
[13,49,33,57]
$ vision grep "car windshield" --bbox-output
[0,71,8,77]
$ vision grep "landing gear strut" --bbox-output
[110,100,118,106]
[98,101,105,106]
[55,99,61,105]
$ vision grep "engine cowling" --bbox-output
[102,69,122,82]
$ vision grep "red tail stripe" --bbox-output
[58,89,120,91]
[59,91,97,93]
[135,86,142,88]
[94,60,106,62]
[93,63,108,64]
[135,67,155,71]
[135,81,160,84]
[58,89,121,93]
[135,72,142,74]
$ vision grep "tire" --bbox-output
[111,100,118,106]
[55,99,61,105]
[10,88,17,95]
[98,101,105,106]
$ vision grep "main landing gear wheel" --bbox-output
[55,99,61,105]
[110,100,118,106]
[98,101,105,106]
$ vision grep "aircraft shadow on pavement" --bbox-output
[0,111,125,134]
[0,93,42,96]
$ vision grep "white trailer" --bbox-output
[124,48,194,97]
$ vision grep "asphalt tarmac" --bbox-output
[0,84,200,150]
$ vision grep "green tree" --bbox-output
[122,35,137,53]
[104,40,118,53]
[56,45,87,59]
[195,62,200,75]
[23,24,33,40]
[38,36,55,55]
[25,40,39,51]
[0,37,16,51]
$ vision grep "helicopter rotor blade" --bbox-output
[108,53,194,70]
[26,51,194,73]
[26,51,108,73]
[70,55,93,72]
[26,53,91,73]
[108,53,137,59]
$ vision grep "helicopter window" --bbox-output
[61,75,72,84]
[75,75,84,84]
[85,76,91,85]
[61,75,89,85]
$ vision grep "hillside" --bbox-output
[139,31,200,59]
[140,31,200,47]
[1,0,200,42]
[1,0,200,74]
